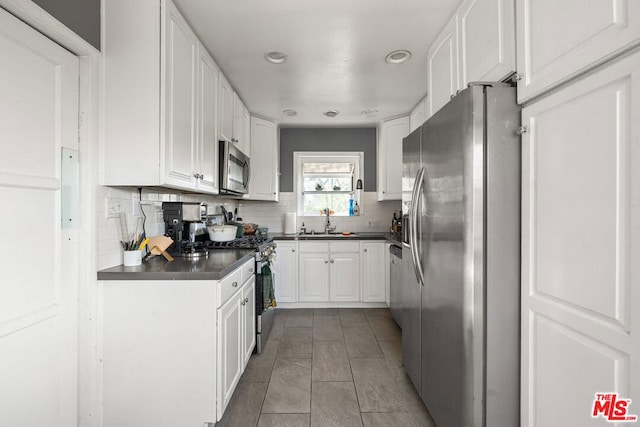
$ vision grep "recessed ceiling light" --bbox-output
[264,51,287,64]
[361,109,378,116]
[385,50,412,64]
[282,109,297,116]
[323,109,340,118]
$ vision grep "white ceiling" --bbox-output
[173,0,459,126]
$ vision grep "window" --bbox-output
[294,152,363,216]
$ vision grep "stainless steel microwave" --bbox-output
[219,140,250,196]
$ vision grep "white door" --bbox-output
[274,242,298,303]
[197,45,219,194]
[242,278,256,367]
[0,8,79,427]
[458,0,516,84]
[427,15,459,118]
[248,116,279,201]
[378,116,409,201]
[330,253,360,302]
[298,253,330,302]
[516,0,640,103]
[521,50,640,427]
[361,243,387,303]
[163,0,198,189]
[219,76,233,143]
[217,293,242,418]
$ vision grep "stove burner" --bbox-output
[175,240,208,258]
[206,235,273,250]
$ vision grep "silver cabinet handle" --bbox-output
[241,300,245,306]
[232,281,238,287]
[292,249,296,252]
[245,297,249,303]
[330,259,334,263]
[364,249,368,252]
[324,260,328,264]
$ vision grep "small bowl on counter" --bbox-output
[207,225,238,242]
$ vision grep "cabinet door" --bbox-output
[243,107,251,156]
[216,293,242,419]
[330,252,360,302]
[361,243,387,302]
[232,93,244,149]
[248,116,279,201]
[516,0,640,103]
[378,116,409,201]
[274,241,298,302]
[458,0,515,85]
[520,51,640,427]
[298,252,329,302]
[219,75,233,143]
[242,277,256,367]
[427,16,459,118]
[197,45,219,194]
[163,1,198,189]
[409,97,427,132]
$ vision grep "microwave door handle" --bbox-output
[243,160,251,189]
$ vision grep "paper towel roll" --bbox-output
[284,212,297,234]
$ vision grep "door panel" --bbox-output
[0,7,79,427]
[517,0,640,102]
[521,50,640,427]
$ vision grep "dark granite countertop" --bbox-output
[271,231,402,244]
[97,249,255,281]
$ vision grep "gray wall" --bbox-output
[33,0,101,50]
[279,128,377,192]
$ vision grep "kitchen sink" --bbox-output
[298,232,359,238]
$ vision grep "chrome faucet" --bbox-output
[324,208,336,234]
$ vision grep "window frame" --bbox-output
[294,151,364,217]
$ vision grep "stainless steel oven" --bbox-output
[219,140,250,196]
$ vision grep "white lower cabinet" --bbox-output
[100,259,256,426]
[216,271,255,420]
[361,242,387,302]
[298,241,361,303]
[274,241,298,302]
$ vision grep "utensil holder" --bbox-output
[123,250,142,266]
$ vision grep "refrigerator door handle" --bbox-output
[413,167,426,286]
[408,170,420,282]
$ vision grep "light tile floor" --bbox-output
[217,308,436,427]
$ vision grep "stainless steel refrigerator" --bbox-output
[402,83,521,427]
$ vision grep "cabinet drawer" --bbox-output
[241,259,255,284]
[299,241,329,252]
[330,241,359,252]
[218,267,242,308]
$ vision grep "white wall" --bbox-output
[238,192,401,234]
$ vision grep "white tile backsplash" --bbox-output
[97,186,239,270]
[238,192,401,234]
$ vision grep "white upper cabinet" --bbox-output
[232,93,251,155]
[458,0,516,85]
[516,0,640,102]
[378,115,409,201]
[409,96,427,132]
[163,2,198,189]
[197,44,220,194]
[219,75,234,144]
[247,116,279,201]
[103,0,219,192]
[427,16,460,118]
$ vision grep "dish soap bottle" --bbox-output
[353,202,360,216]
[349,199,354,216]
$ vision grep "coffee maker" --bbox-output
[162,202,209,258]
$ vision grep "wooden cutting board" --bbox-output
[146,235,174,261]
